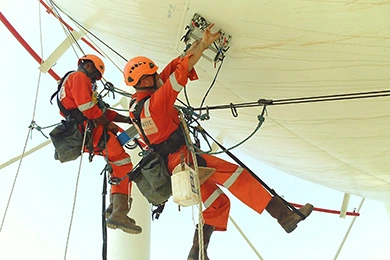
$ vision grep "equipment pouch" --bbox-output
[129,152,172,206]
[49,118,83,163]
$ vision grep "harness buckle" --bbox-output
[108,177,122,186]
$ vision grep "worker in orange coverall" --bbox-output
[124,25,313,259]
[57,54,141,234]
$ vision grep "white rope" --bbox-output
[46,0,82,58]
[229,216,265,260]
[63,127,88,260]
[333,198,365,260]
[0,129,35,233]
[0,1,46,234]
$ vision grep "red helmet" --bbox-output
[78,54,105,80]
[123,56,158,86]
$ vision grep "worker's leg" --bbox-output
[202,154,313,233]
[201,153,272,213]
[97,129,141,234]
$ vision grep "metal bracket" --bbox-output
[339,193,351,218]
[181,13,232,64]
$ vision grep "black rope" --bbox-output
[199,59,224,109]
[49,0,128,62]
[191,89,390,113]
[100,167,108,260]
[198,126,307,219]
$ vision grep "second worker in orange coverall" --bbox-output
[57,54,142,234]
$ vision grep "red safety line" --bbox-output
[39,0,103,56]
[0,12,60,81]
[290,202,360,217]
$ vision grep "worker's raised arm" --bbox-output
[187,23,221,72]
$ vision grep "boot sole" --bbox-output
[106,222,142,234]
[105,211,137,225]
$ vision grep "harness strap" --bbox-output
[51,70,87,124]
[151,127,185,158]
[50,70,75,104]
[131,97,186,157]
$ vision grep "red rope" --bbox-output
[290,202,360,216]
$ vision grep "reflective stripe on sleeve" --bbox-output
[169,73,183,92]
[78,101,96,112]
[223,167,244,189]
[203,187,224,209]
[109,157,132,167]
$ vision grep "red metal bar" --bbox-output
[290,202,360,216]
[0,12,60,81]
[39,0,103,56]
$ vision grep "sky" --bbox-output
[1,1,390,260]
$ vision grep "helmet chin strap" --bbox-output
[134,74,159,91]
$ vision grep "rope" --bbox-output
[0,3,46,233]
[179,111,205,260]
[63,127,88,260]
[333,198,365,260]
[191,89,390,114]
[199,59,224,110]
[0,129,34,233]
[207,112,265,155]
[48,0,127,62]
[46,0,84,59]
[178,106,266,156]
[228,216,264,260]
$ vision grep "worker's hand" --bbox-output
[106,122,120,134]
[113,114,132,124]
[200,23,221,49]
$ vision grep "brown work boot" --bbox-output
[106,193,142,234]
[187,224,214,260]
[105,194,136,224]
[266,195,313,233]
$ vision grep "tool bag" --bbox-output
[128,151,171,206]
[50,117,83,163]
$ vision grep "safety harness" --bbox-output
[129,97,191,219]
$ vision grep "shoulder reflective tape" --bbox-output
[59,86,66,101]
[61,72,73,86]
[144,98,151,117]
[78,101,96,112]
[203,187,224,209]
[109,157,132,166]
[169,73,183,92]
[58,73,75,101]
[223,167,244,189]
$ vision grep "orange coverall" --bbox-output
[129,55,272,231]
[59,71,132,195]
